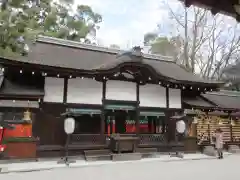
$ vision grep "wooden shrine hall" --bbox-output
[0,36,223,158]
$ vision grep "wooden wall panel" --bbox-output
[34,103,66,145]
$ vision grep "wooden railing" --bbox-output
[69,133,166,146]
[70,134,107,145]
[139,134,166,145]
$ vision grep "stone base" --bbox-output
[0,167,8,173]
[112,153,142,161]
[57,157,76,165]
[203,146,216,156]
[169,152,184,158]
[228,145,240,153]
[137,148,158,158]
[84,149,112,161]
[85,155,112,161]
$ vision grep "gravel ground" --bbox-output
[0,154,239,180]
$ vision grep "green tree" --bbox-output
[144,33,182,62]
[0,0,102,57]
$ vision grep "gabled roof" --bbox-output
[202,90,240,110]
[183,90,240,111]
[0,36,222,87]
[19,35,174,70]
[183,96,215,108]
[223,61,240,75]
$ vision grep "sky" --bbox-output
[75,0,181,49]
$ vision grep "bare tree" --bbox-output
[159,1,240,80]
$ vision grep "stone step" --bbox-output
[203,146,216,156]
[228,145,240,153]
[85,154,112,161]
[112,153,142,161]
[137,148,158,158]
[84,149,112,161]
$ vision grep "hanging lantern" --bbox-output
[64,117,75,134]
[176,120,186,134]
[23,110,31,122]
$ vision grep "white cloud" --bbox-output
[74,0,179,48]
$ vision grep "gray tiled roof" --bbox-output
[1,36,221,85]
[21,36,173,70]
[202,91,240,109]
[183,96,215,108]
[222,62,240,75]
[144,59,218,84]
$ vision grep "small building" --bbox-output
[0,36,222,158]
[184,90,240,151]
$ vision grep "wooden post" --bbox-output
[230,124,233,142]
[165,87,171,142]
[153,118,156,133]
[63,77,68,104]
[207,124,211,143]
[136,83,140,135]
[101,80,106,137]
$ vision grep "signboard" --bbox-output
[64,118,75,134]
[176,120,186,134]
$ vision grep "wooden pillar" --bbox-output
[207,114,211,143]
[62,78,69,144]
[136,83,140,135]
[153,118,156,133]
[110,116,113,134]
[166,87,171,142]
[63,77,68,104]
[101,80,106,136]
[162,117,166,134]
[148,118,152,133]
[228,114,233,142]
[230,124,233,142]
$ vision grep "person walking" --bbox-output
[214,128,224,159]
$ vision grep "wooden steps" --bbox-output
[137,148,158,158]
[112,153,142,161]
[37,145,64,158]
[84,148,159,161]
[84,149,112,161]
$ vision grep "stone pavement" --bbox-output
[0,153,229,174]
[1,154,240,180]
